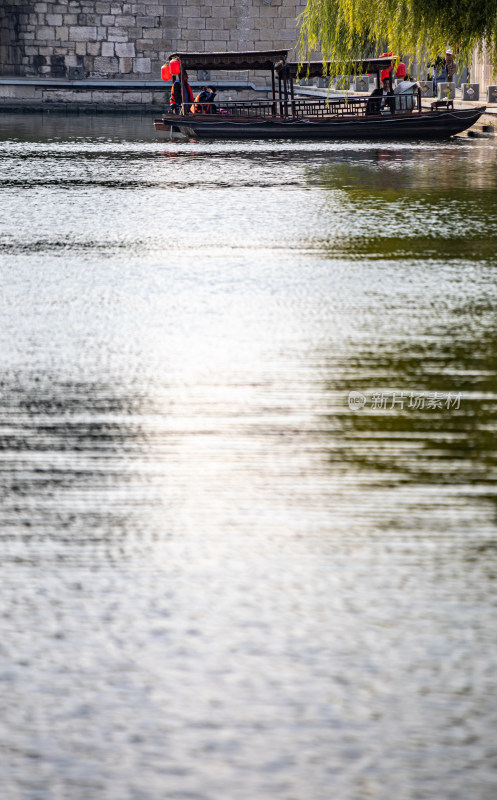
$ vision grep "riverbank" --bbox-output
[2,75,496,121]
[0,76,272,113]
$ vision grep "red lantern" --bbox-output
[170,59,180,76]
[161,63,171,81]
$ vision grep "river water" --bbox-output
[0,113,496,799]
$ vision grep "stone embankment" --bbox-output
[0,75,270,113]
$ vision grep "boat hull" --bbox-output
[154,107,485,140]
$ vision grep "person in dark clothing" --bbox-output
[170,70,194,114]
[366,76,395,115]
[192,87,217,114]
[427,51,456,93]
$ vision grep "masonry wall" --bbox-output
[0,0,305,80]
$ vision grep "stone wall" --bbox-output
[0,0,305,80]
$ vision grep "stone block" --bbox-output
[259,4,279,17]
[62,90,93,101]
[418,81,434,98]
[182,6,201,17]
[64,14,78,24]
[75,42,87,55]
[87,42,101,56]
[108,28,130,41]
[117,15,135,25]
[92,90,122,103]
[102,15,115,24]
[55,27,68,42]
[437,81,455,99]
[133,57,151,72]
[0,85,20,98]
[67,65,85,78]
[354,75,369,92]
[333,76,350,90]
[37,26,55,39]
[116,42,135,57]
[487,85,497,103]
[46,14,62,25]
[119,57,133,73]
[255,16,271,29]
[102,41,115,56]
[212,5,230,17]
[122,91,143,102]
[70,26,97,41]
[35,3,48,11]
[462,83,479,101]
[94,56,118,72]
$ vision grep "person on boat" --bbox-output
[192,87,217,114]
[170,70,194,114]
[366,74,395,115]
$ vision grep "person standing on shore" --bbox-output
[429,49,457,93]
[444,49,457,83]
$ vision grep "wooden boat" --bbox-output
[153,50,485,141]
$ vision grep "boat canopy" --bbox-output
[286,57,399,78]
[168,49,288,71]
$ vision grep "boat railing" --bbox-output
[180,92,422,118]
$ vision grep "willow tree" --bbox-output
[298,0,497,77]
